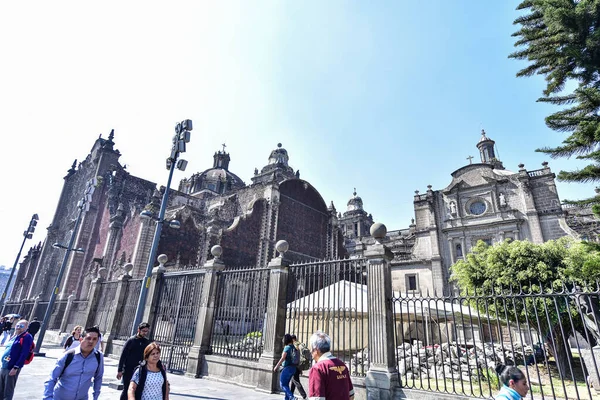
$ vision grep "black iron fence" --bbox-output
[2,302,20,316]
[48,300,68,330]
[391,284,600,400]
[93,281,118,333]
[152,271,205,374]
[20,301,34,320]
[65,300,89,331]
[113,278,143,341]
[286,258,369,377]
[210,268,270,361]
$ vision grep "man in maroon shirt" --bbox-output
[308,331,354,400]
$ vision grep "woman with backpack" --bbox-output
[63,326,83,351]
[273,333,297,400]
[128,342,169,400]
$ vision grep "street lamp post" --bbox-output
[35,178,97,355]
[131,119,192,335]
[0,214,39,311]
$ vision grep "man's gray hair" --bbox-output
[309,331,331,353]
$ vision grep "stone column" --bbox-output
[365,223,399,400]
[103,263,133,353]
[447,238,455,265]
[141,255,167,328]
[29,295,41,321]
[256,240,290,393]
[83,268,107,329]
[460,237,467,260]
[186,246,225,378]
[59,294,76,333]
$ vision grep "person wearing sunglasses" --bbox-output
[0,319,33,400]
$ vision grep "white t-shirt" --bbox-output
[132,368,165,400]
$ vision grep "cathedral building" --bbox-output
[9,129,591,302]
[343,130,580,294]
[11,134,344,302]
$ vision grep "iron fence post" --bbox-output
[256,240,290,393]
[185,247,225,377]
[365,223,399,400]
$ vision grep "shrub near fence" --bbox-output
[286,258,369,377]
[391,284,600,400]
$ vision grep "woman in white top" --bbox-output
[63,325,83,351]
[128,342,170,400]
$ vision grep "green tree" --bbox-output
[451,238,600,375]
[510,0,600,214]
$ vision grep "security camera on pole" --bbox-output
[130,119,192,335]
[35,177,98,355]
[0,213,39,311]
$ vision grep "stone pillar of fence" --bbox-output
[103,263,133,354]
[365,223,399,400]
[256,240,290,393]
[186,246,225,378]
[83,268,107,329]
[29,295,41,321]
[141,254,167,328]
[59,294,76,333]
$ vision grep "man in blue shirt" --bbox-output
[43,326,104,400]
[0,319,33,400]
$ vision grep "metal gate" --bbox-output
[152,271,205,374]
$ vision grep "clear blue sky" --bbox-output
[0,1,594,267]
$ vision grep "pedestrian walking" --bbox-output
[308,331,354,400]
[43,326,104,400]
[290,334,307,400]
[26,317,41,340]
[273,333,297,400]
[118,322,150,400]
[0,319,34,400]
[63,326,83,351]
[127,342,169,400]
[0,318,12,346]
[495,365,529,400]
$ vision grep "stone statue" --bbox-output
[449,201,457,215]
[456,244,463,258]
[499,192,507,207]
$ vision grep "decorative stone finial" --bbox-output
[123,262,134,276]
[427,185,433,191]
[275,240,289,256]
[97,267,108,280]
[370,222,387,243]
[157,254,168,266]
[353,187,357,196]
[211,245,223,259]
[414,190,419,195]
[108,129,115,142]
[277,143,282,148]
[542,161,549,168]
[518,163,525,170]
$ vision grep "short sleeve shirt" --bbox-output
[132,368,164,400]
[282,344,295,367]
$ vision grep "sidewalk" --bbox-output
[17,345,283,399]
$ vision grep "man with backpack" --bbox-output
[290,334,308,400]
[117,322,150,400]
[0,319,33,400]
[43,326,104,400]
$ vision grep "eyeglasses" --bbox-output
[15,324,25,329]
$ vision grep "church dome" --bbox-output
[179,150,245,195]
[347,189,364,212]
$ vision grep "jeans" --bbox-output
[291,368,307,399]
[280,365,296,400]
[0,368,20,400]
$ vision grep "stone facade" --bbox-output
[343,130,582,294]
[16,134,345,301]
